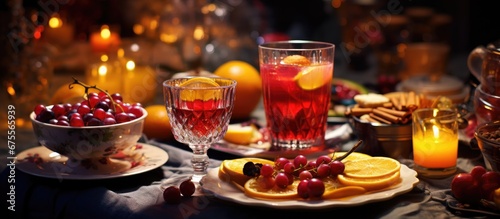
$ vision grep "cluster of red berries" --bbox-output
[244,154,346,199]
[34,91,144,127]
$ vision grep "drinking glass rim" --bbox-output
[162,77,237,90]
[412,108,457,120]
[258,40,335,50]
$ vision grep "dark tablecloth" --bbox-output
[1,138,496,219]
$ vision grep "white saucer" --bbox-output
[16,143,168,180]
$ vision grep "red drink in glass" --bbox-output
[259,41,335,149]
[163,77,236,185]
[170,99,232,142]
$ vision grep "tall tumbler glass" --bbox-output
[259,41,334,149]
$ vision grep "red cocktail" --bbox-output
[163,77,236,185]
[259,41,335,149]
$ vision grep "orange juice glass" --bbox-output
[259,41,334,149]
[412,108,458,178]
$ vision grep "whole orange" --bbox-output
[143,104,174,141]
[214,60,262,120]
[51,83,86,104]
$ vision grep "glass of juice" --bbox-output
[412,108,458,178]
[163,77,236,186]
[259,41,335,149]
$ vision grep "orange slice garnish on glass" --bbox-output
[178,77,221,101]
[293,65,332,90]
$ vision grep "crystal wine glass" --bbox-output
[163,77,236,186]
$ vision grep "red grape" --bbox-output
[34,104,46,115]
[299,170,313,181]
[70,116,84,127]
[316,164,331,178]
[316,155,332,165]
[283,162,295,175]
[52,104,65,117]
[293,155,308,168]
[329,160,345,176]
[470,166,487,182]
[275,172,289,189]
[308,178,325,198]
[102,117,117,125]
[274,157,289,170]
[297,180,310,199]
[163,186,181,204]
[179,180,196,197]
[260,164,274,177]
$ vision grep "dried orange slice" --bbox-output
[343,157,401,179]
[338,170,401,191]
[244,177,299,200]
[219,158,274,187]
[293,65,332,90]
[178,77,221,101]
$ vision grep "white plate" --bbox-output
[16,143,168,180]
[211,123,353,159]
[201,164,419,209]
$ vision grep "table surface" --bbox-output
[1,51,496,219]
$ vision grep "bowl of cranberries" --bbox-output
[30,88,147,169]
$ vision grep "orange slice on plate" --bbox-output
[328,151,372,163]
[338,170,401,191]
[244,177,299,200]
[343,156,401,179]
[219,157,274,187]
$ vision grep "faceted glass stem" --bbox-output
[189,144,210,185]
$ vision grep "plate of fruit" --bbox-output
[17,79,169,179]
[202,142,419,209]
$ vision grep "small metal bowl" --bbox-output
[350,115,412,159]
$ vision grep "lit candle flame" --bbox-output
[98,65,108,76]
[432,124,440,139]
[49,17,63,28]
[126,60,135,71]
[193,25,204,40]
[100,25,111,39]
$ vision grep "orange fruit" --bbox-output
[213,60,262,120]
[338,170,401,191]
[51,83,86,104]
[343,157,401,179]
[244,177,299,200]
[178,77,221,101]
[219,157,274,187]
[143,104,174,141]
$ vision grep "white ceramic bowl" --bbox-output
[30,107,147,161]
